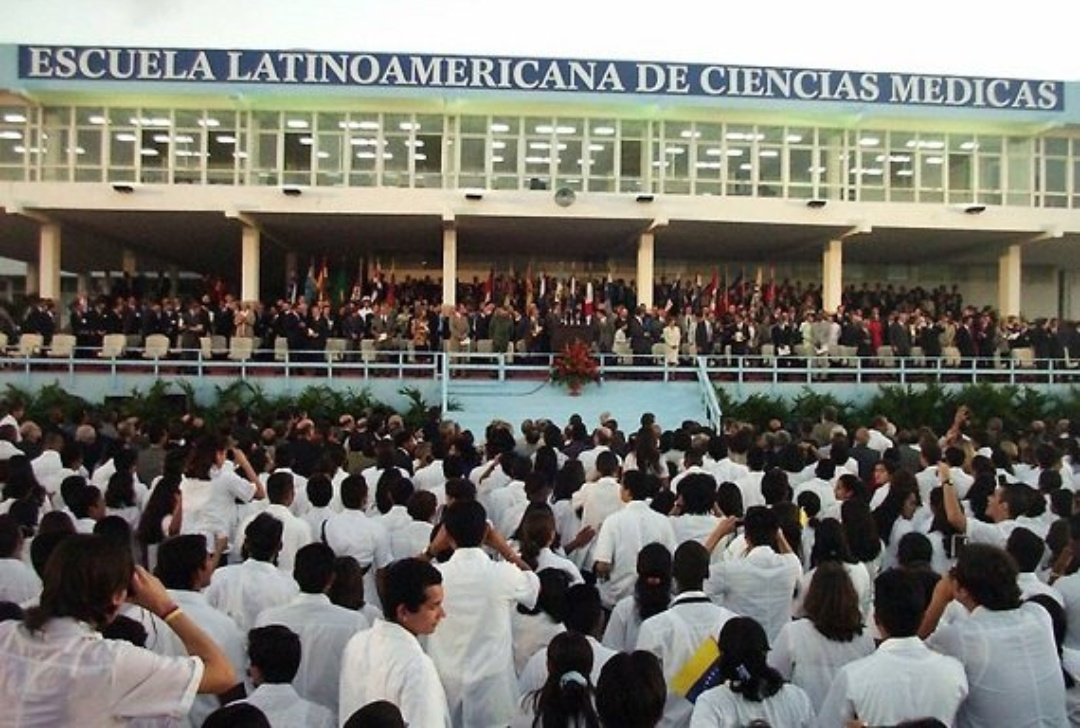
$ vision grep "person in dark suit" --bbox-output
[850,428,881,484]
[628,305,652,363]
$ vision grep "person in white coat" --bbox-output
[240,625,335,728]
[423,500,540,728]
[339,557,450,727]
[816,568,968,727]
[235,472,312,575]
[636,541,739,727]
[205,513,299,631]
[179,436,265,550]
[255,542,369,719]
[155,534,249,728]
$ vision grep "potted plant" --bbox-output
[551,339,600,395]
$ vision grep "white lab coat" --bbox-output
[340,619,451,728]
[243,683,335,728]
[427,547,540,728]
[255,592,369,716]
[205,558,299,631]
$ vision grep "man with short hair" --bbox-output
[236,471,313,574]
[255,542,369,717]
[817,569,968,727]
[322,474,392,611]
[241,625,334,728]
[637,541,738,727]
[156,534,248,727]
[339,558,450,727]
[205,513,299,631]
[705,505,800,642]
[593,470,677,608]
[423,500,539,728]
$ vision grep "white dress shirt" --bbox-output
[255,592,369,715]
[242,682,334,728]
[733,471,766,509]
[636,591,739,728]
[180,468,257,546]
[601,594,645,652]
[511,610,565,675]
[572,476,623,532]
[535,547,584,585]
[928,602,1066,727]
[816,635,968,727]
[340,619,450,728]
[768,618,875,712]
[1057,572,1080,649]
[235,503,313,575]
[168,588,248,728]
[708,458,750,485]
[375,505,416,558]
[517,634,616,697]
[1018,571,1064,606]
[690,683,814,728]
[0,557,41,604]
[488,480,527,537]
[393,519,435,561]
[0,617,202,726]
[706,545,801,641]
[205,558,299,631]
[412,459,446,494]
[427,547,540,728]
[322,508,393,611]
[593,500,677,608]
[302,505,334,538]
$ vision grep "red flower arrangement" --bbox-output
[551,340,600,395]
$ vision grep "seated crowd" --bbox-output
[0,393,1079,726]
[11,269,1080,366]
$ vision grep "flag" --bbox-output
[525,263,534,306]
[539,271,546,300]
[584,280,594,317]
[765,265,776,305]
[303,258,317,303]
[483,269,494,304]
[570,275,577,300]
[386,273,396,307]
[332,258,348,306]
[670,638,723,704]
[371,258,383,303]
[316,256,328,302]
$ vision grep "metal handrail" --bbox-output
[696,356,724,429]
[1,347,1076,387]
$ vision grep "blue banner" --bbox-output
[17,45,1064,112]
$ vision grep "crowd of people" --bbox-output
[10,269,1080,365]
[0,387,1079,726]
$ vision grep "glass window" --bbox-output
[415,114,444,188]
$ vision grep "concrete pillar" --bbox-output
[637,230,655,309]
[121,248,137,276]
[442,222,457,307]
[25,262,38,297]
[38,222,61,301]
[241,225,261,304]
[822,239,843,313]
[998,244,1022,318]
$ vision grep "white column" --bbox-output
[442,222,457,307]
[39,222,61,301]
[822,239,843,313]
[241,225,261,304]
[998,244,1022,318]
[121,248,137,276]
[637,230,655,309]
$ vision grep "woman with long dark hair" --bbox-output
[135,472,182,570]
[873,471,921,569]
[840,498,883,578]
[769,562,874,711]
[601,543,672,652]
[690,617,814,727]
[179,435,264,549]
[513,568,572,675]
[793,518,872,619]
[518,630,599,727]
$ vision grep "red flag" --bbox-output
[583,280,594,317]
[765,265,776,305]
[483,269,494,304]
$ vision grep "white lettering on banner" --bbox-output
[12,45,1065,112]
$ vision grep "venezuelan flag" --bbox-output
[671,639,723,703]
